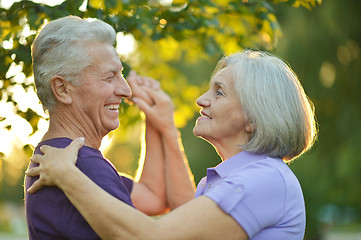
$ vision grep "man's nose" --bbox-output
[114,74,132,98]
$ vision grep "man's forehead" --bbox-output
[89,57,123,73]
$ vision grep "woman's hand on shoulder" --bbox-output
[25,137,84,193]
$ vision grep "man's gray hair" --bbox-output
[32,16,116,112]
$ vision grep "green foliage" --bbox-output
[272,0,361,238]
[0,0,317,153]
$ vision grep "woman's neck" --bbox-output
[212,142,244,161]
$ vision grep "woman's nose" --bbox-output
[196,92,210,107]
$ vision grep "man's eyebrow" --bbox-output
[102,70,114,76]
[107,66,123,74]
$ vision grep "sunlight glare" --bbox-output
[116,32,137,57]
[5,62,23,80]
[337,45,352,65]
[1,0,65,8]
[100,134,113,153]
[320,61,336,88]
[2,39,13,49]
[0,107,33,156]
[159,0,173,6]
[0,129,13,156]
[28,118,49,147]
[28,0,65,6]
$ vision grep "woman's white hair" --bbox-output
[32,16,116,112]
[213,50,317,161]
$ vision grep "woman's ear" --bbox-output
[246,122,254,133]
[50,76,73,105]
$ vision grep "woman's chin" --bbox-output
[193,129,208,141]
[192,127,202,138]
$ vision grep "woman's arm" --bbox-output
[133,88,196,208]
[26,143,247,240]
[126,71,168,215]
[161,124,196,208]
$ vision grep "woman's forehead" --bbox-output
[210,66,234,87]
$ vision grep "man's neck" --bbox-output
[43,109,104,149]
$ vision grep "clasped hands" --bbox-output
[127,70,175,133]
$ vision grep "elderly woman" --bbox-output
[27,50,317,240]
[25,15,195,240]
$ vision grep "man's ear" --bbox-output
[50,76,73,105]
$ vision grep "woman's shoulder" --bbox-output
[228,157,291,186]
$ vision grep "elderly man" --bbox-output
[25,16,195,239]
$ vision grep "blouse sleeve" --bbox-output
[204,163,286,238]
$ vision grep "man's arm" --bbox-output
[126,71,168,215]
[132,88,196,209]
[130,119,168,215]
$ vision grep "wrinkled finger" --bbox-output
[129,70,137,78]
[63,137,84,165]
[141,76,152,87]
[39,144,53,154]
[141,87,170,102]
[68,137,84,151]
[126,70,138,88]
[139,87,160,104]
[143,76,160,89]
[127,71,154,104]
[129,70,144,86]
[25,167,41,177]
[132,97,153,116]
[128,71,145,96]
[30,154,42,164]
[27,180,44,194]
[130,81,154,105]
[136,75,144,85]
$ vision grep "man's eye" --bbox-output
[105,76,113,82]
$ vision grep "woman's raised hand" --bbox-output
[127,70,175,132]
[126,70,160,105]
[132,87,175,134]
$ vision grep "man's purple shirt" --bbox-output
[24,138,134,240]
[195,151,306,240]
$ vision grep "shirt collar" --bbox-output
[212,151,267,178]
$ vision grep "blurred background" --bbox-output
[0,0,360,239]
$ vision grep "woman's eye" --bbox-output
[216,90,224,96]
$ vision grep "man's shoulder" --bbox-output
[76,146,114,173]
